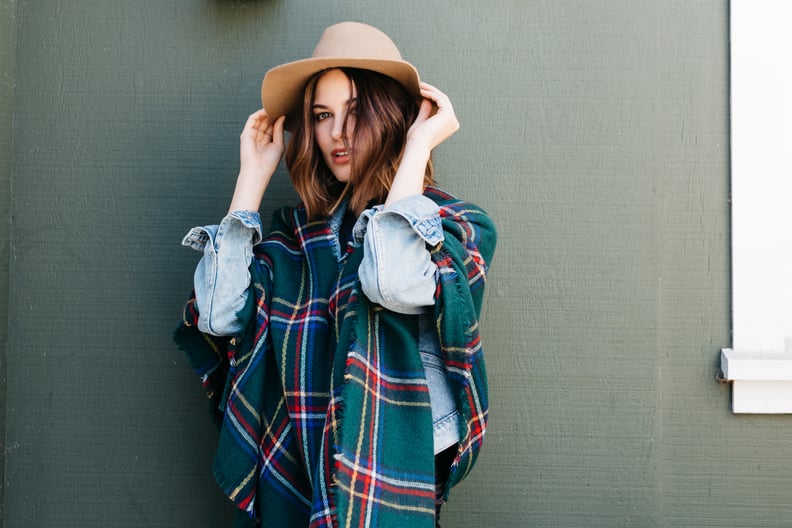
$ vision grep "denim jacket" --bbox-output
[182,194,459,454]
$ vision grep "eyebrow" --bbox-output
[312,97,357,111]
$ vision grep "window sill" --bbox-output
[720,348,792,413]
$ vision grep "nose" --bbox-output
[330,115,346,141]
[330,119,344,141]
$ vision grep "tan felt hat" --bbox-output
[261,22,420,123]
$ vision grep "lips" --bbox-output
[330,148,350,164]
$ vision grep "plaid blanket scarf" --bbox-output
[175,187,496,527]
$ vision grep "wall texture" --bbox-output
[0,0,17,523]
[4,1,791,527]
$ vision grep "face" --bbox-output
[312,69,358,183]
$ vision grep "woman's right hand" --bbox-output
[239,109,286,181]
[230,110,286,212]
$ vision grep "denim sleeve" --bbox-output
[181,210,263,336]
[354,194,443,315]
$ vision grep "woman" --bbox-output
[176,22,496,528]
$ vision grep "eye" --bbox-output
[314,111,331,122]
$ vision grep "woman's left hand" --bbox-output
[385,83,459,205]
[406,82,460,152]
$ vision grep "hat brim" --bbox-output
[261,57,420,128]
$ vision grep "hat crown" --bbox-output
[312,22,403,61]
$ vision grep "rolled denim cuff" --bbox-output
[355,194,441,315]
[182,210,262,336]
[181,210,263,252]
[353,194,443,246]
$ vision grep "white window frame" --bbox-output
[720,0,792,413]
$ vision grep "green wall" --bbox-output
[0,0,17,523]
[4,1,791,527]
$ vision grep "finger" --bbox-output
[419,81,440,91]
[248,108,268,125]
[242,109,269,137]
[419,83,452,108]
[271,115,286,149]
[416,97,434,122]
[418,82,445,97]
[421,90,451,111]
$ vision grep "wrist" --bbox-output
[386,146,431,206]
[228,171,269,213]
[402,141,432,162]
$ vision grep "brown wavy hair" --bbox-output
[284,68,434,219]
